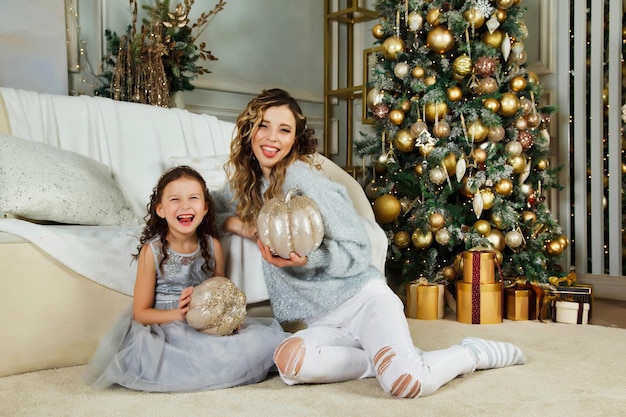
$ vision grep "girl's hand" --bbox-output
[178,286,193,319]
[257,240,308,268]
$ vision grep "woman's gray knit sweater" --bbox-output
[213,160,386,323]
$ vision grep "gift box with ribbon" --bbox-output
[456,250,502,324]
[405,278,445,320]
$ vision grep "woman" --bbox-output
[213,88,526,398]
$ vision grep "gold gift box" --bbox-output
[456,282,503,324]
[506,288,529,321]
[405,282,444,320]
[462,251,495,284]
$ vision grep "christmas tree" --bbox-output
[357,0,568,293]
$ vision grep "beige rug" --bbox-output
[1,314,625,417]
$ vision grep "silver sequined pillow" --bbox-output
[0,135,139,225]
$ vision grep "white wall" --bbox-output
[0,0,68,95]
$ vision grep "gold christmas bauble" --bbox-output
[488,125,506,142]
[491,212,504,229]
[482,29,504,49]
[495,9,507,22]
[427,25,455,54]
[442,152,457,175]
[424,75,437,86]
[394,62,410,79]
[505,140,523,156]
[479,188,495,210]
[435,227,451,245]
[478,77,499,94]
[375,162,387,175]
[366,88,384,110]
[441,266,456,282]
[454,253,464,273]
[517,21,529,40]
[447,86,463,102]
[393,231,411,249]
[545,239,563,256]
[373,194,402,224]
[508,154,527,174]
[494,178,513,196]
[486,228,506,252]
[412,66,425,78]
[474,219,492,236]
[382,36,406,60]
[519,183,533,197]
[433,121,451,138]
[463,8,485,28]
[509,75,528,92]
[527,71,539,86]
[519,97,533,115]
[424,102,448,122]
[496,0,516,9]
[499,93,520,117]
[412,229,433,249]
[429,166,447,185]
[394,128,415,153]
[429,212,445,232]
[556,234,570,250]
[536,159,550,171]
[467,119,488,142]
[372,23,385,39]
[365,182,380,199]
[525,111,541,128]
[472,148,487,164]
[452,54,473,76]
[505,230,524,250]
[400,98,411,112]
[459,176,474,198]
[389,109,405,125]
[426,8,441,26]
[411,120,428,137]
[414,163,424,176]
[407,11,424,31]
[483,97,501,113]
[515,117,528,131]
[521,210,537,224]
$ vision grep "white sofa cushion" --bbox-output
[0,134,138,225]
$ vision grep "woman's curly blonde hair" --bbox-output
[227,88,318,224]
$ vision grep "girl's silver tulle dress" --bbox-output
[83,235,287,392]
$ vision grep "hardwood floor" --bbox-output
[591,298,626,329]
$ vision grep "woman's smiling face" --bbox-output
[251,105,296,179]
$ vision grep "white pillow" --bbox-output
[167,155,229,191]
[0,135,139,225]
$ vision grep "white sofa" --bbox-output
[0,87,387,377]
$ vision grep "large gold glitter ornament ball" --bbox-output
[467,119,488,142]
[486,228,506,252]
[186,277,247,336]
[521,210,537,224]
[452,54,473,77]
[382,36,406,60]
[478,77,499,94]
[389,108,405,125]
[429,212,445,232]
[447,86,463,102]
[499,92,520,117]
[463,8,485,28]
[509,75,528,92]
[545,239,564,256]
[372,23,385,39]
[488,125,506,142]
[494,178,513,196]
[474,219,492,236]
[412,229,433,249]
[407,11,424,31]
[394,128,415,152]
[424,101,448,122]
[505,230,524,251]
[474,56,497,77]
[373,194,402,224]
[427,25,455,54]
[394,231,411,249]
[482,29,504,49]
[483,97,501,113]
[394,62,410,79]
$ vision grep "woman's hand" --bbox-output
[257,240,308,267]
[223,216,258,240]
[178,286,193,320]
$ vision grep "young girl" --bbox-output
[212,89,527,399]
[84,166,286,392]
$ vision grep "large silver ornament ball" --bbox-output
[186,277,247,336]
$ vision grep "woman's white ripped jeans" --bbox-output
[273,279,474,398]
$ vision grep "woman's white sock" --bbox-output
[460,337,527,370]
